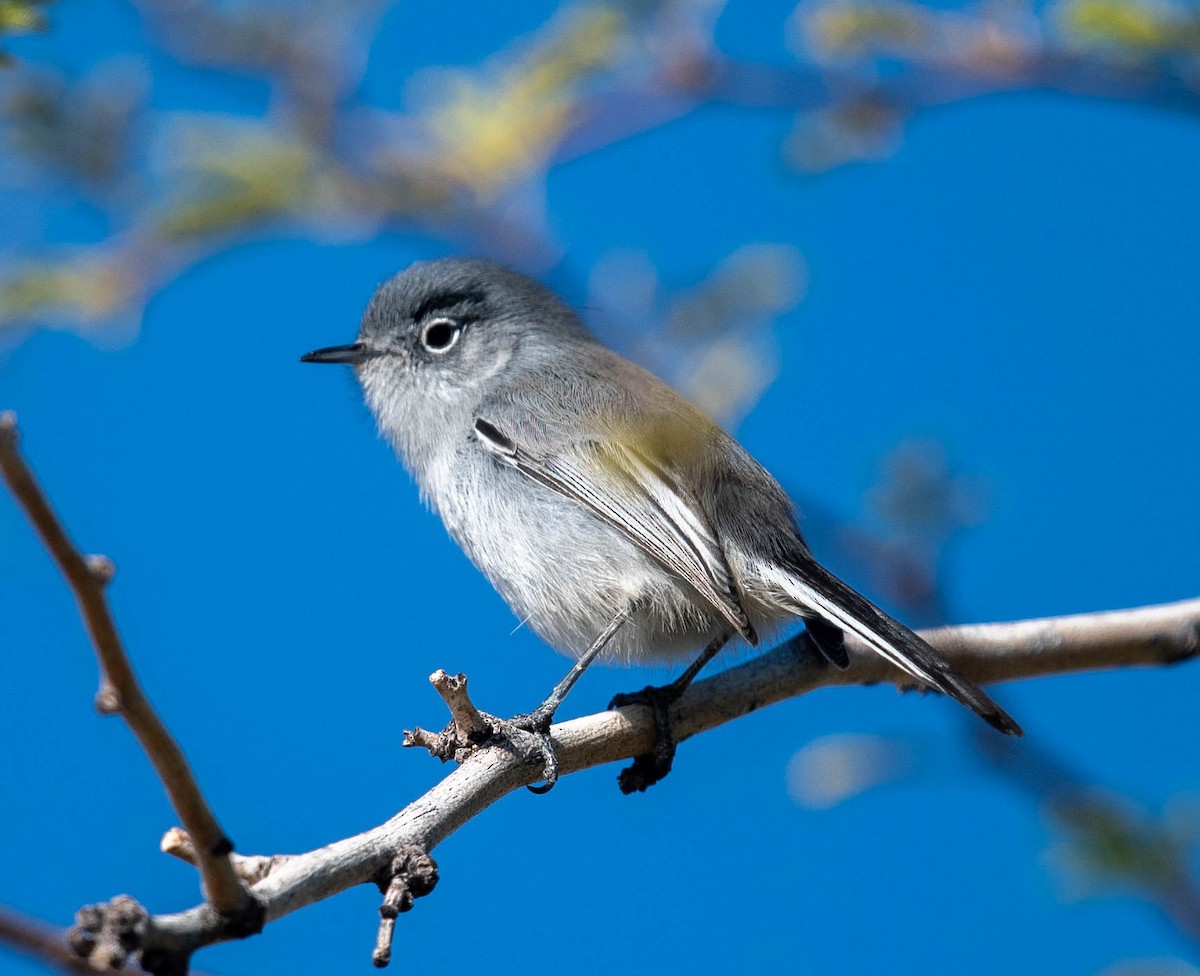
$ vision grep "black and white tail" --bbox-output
[780,554,1023,736]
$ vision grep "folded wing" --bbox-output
[473,418,756,644]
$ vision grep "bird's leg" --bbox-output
[508,604,634,794]
[609,631,731,794]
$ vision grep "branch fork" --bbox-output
[0,414,264,972]
[162,828,292,887]
[403,669,552,774]
[4,413,1199,974]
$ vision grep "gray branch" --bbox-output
[141,597,1198,963]
[4,410,1197,971]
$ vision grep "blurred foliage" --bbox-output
[795,0,1040,68]
[787,658,1200,960]
[3,58,144,189]
[588,243,806,424]
[154,123,335,241]
[0,249,140,334]
[824,438,990,625]
[788,439,1200,964]
[786,96,903,172]
[788,0,1200,167]
[0,0,49,66]
[978,731,1200,949]
[867,439,988,539]
[1055,0,1200,52]
[419,6,627,199]
[796,0,1200,64]
[2,0,1198,349]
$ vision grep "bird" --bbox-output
[301,258,1022,790]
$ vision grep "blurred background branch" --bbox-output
[979,731,1200,951]
[788,441,1200,969]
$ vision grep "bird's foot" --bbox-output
[406,706,561,793]
[608,683,683,794]
[498,703,560,794]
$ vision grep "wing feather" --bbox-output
[473,418,755,642]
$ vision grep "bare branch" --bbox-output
[100,597,1199,967]
[5,411,1197,971]
[0,414,259,926]
[824,600,1200,691]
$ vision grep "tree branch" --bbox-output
[81,597,1200,970]
[3,411,1197,972]
[0,415,261,937]
[0,905,223,976]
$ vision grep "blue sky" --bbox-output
[2,2,1199,974]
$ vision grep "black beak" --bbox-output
[299,342,372,365]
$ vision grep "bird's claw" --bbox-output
[609,684,681,793]
[500,705,560,794]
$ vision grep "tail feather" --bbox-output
[780,556,1023,737]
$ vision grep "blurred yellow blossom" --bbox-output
[420,6,626,199]
[0,250,140,333]
[798,0,931,58]
[154,121,322,240]
[1054,0,1200,51]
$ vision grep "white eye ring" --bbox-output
[420,317,462,354]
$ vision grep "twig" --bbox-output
[161,828,291,887]
[400,670,495,762]
[371,846,438,968]
[67,597,1198,968]
[0,415,260,926]
[429,670,490,740]
[401,669,545,766]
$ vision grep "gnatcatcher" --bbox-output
[302,259,1021,790]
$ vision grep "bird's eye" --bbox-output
[420,318,461,353]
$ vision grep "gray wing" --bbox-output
[473,417,757,644]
